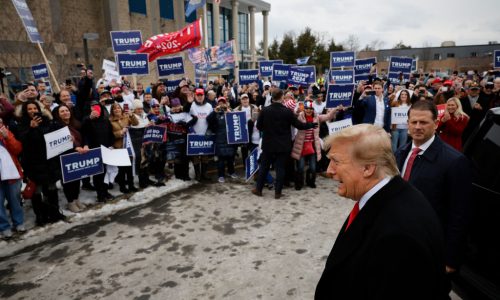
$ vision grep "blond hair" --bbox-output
[447,97,469,119]
[323,124,399,177]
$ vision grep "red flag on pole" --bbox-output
[138,19,203,62]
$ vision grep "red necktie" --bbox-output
[403,147,421,181]
[345,201,360,231]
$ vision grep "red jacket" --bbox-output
[437,115,469,152]
[0,128,23,180]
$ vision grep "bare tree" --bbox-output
[343,34,360,52]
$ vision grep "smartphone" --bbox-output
[65,79,72,86]
[34,112,43,119]
[366,90,376,96]
[123,103,129,112]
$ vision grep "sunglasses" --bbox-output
[152,105,160,108]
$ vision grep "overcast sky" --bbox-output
[254,0,500,50]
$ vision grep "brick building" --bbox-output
[0,0,270,93]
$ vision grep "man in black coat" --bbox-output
[395,100,472,275]
[251,89,317,199]
[316,124,449,300]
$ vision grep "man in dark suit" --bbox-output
[460,82,491,144]
[252,89,317,199]
[353,82,391,132]
[395,100,472,275]
[316,124,449,299]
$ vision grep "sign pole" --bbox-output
[36,43,60,93]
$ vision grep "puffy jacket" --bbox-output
[110,113,139,149]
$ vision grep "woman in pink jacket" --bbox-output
[291,101,338,190]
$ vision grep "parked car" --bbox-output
[454,107,500,299]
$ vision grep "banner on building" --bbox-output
[207,40,235,70]
[354,58,376,75]
[157,56,185,77]
[330,51,355,68]
[245,147,259,181]
[259,60,283,77]
[194,63,208,86]
[116,53,149,75]
[32,63,48,79]
[186,134,216,155]
[60,148,104,183]
[326,84,355,108]
[391,106,409,125]
[329,70,354,84]
[288,65,316,86]
[44,126,73,159]
[326,118,353,134]
[11,0,43,43]
[272,64,290,82]
[110,30,143,53]
[185,0,206,17]
[239,69,260,85]
[143,126,167,144]
[225,111,249,144]
[138,18,203,61]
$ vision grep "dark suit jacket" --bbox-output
[256,102,311,153]
[356,95,391,132]
[315,176,450,300]
[395,136,472,269]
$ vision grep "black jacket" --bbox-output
[81,106,114,148]
[315,176,450,300]
[256,102,313,153]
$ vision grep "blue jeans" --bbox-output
[217,155,235,178]
[297,154,317,174]
[391,129,408,152]
[0,179,24,231]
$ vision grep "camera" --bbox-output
[34,112,43,119]
[366,90,375,96]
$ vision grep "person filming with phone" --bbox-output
[354,82,391,132]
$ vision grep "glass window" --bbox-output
[471,52,478,57]
[433,53,441,60]
[238,13,248,52]
[447,53,455,58]
[207,4,213,46]
[129,0,147,15]
[159,0,174,19]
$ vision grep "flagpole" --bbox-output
[203,3,209,48]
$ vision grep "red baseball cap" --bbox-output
[195,88,205,95]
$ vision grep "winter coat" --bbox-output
[437,115,469,152]
[291,110,336,161]
[81,104,114,148]
[110,113,139,149]
[0,127,23,180]
[207,108,235,157]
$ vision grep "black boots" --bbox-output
[295,172,304,190]
[306,170,316,188]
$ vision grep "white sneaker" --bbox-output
[229,173,238,179]
[67,202,81,213]
[15,225,26,233]
[75,200,87,210]
[1,229,13,239]
[218,177,225,183]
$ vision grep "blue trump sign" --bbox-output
[32,63,48,79]
[157,56,184,77]
[60,148,104,183]
[388,72,410,84]
[12,0,43,43]
[110,30,143,53]
[116,53,149,75]
[245,147,259,181]
[225,111,249,144]
[143,126,166,144]
[272,64,290,82]
[329,70,354,84]
[330,51,355,68]
[326,84,355,108]
[354,58,376,75]
[389,56,413,74]
[165,79,182,93]
[494,50,500,69]
[288,66,316,85]
[186,134,216,155]
[259,60,283,77]
[355,74,370,84]
[239,69,260,85]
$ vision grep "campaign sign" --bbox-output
[116,53,149,75]
[354,58,376,75]
[330,51,355,68]
[326,118,353,134]
[389,56,413,74]
[272,64,290,82]
[259,60,283,77]
[225,111,249,144]
[143,126,166,144]
[102,59,116,72]
[391,106,409,125]
[12,0,43,43]
[436,104,446,119]
[195,63,208,86]
[239,69,260,85]
[32,63,48,79]
[326,84,355,108]
[329,70,354,84]
[186,134,216,155]
[245,147,259,181]
[110,30,143,53]
[411,59,417,72]
[288,65,316,85]
[157,56,185,77]
[60,148,103,183]
[165,79,182,93]
[44,126,73,159]
[388,72,410,84]
[354,74,370,84]
[495,50,500,69]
